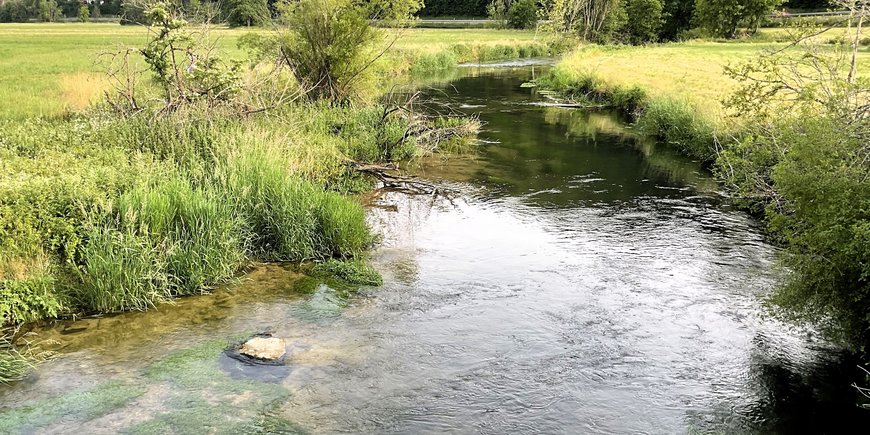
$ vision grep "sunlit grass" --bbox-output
[0,23,546,119]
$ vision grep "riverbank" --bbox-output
[538,39,870,348]
[0,23,572,381]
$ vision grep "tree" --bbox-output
[79,4,90,21]
[546,0,625,42]
[693,0,781,38]
[224,0,270,26]
[37,0,62,21]
[507,0,537,28]
[660,0,694,40]
[487,0,511,28]
[621,0,663,43]
[0,0,31,22]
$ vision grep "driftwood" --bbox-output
[351,161,450,196]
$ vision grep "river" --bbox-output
[0,62,866,434]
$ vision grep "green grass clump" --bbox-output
[636,97,717,161]
[115,178,246,295]
[0,335,33,384]
[311,258,383,286]
[76,227,171,312]
[222,147,374,262]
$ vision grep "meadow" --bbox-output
[0,23,545,119]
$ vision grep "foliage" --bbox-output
[0,260,63,325]
[660,0,696,40]
[621,0,664,43]
[693,0,781,38]
[718,34,870,346]
[487,0,511,27]
[78,4,89,22]
[507,0,538,29]
[276,0,383,102]
[223,0,270,27]
[546,0,626,42]
[138,2,243,111]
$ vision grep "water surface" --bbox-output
[1,64,866,434]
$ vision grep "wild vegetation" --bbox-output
[0,0,516,380]
[538,3,870,350]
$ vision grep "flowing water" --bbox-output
[1,63,868,434]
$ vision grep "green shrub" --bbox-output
[0,261,64,325]
[719,117,870,345]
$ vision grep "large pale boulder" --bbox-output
[239,336,286,360]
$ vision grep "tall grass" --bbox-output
[539,68,719,162]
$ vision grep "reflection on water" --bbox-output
[1,64,868,433]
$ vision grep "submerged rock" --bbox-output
[239,336,286,361]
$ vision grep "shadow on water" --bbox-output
[1,62,868,433]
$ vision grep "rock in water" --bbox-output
[239,337,286,360]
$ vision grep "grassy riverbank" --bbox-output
[540,39,870,347]
[0,21,562,380]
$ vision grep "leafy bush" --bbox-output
[718,116,870,344]
[507,0,537,30]
[277,0,383,102]
[223,0,270,27]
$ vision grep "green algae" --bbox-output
[128,339,297,434]
[0,381,146,433]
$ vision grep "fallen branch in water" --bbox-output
[350,161,451,196]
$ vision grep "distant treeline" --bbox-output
[416,0,833,17]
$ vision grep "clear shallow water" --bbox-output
[1,65,867,434]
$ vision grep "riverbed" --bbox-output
[0,62,866,434]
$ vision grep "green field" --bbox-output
[0,24,544,119]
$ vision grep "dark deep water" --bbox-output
[0,62,867,434]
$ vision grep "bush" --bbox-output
[277,0,383,102]
[507,0,537,29]
[718,117,870,344]
[223,0,270,27]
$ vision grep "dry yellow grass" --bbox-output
[58,72,110,111]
